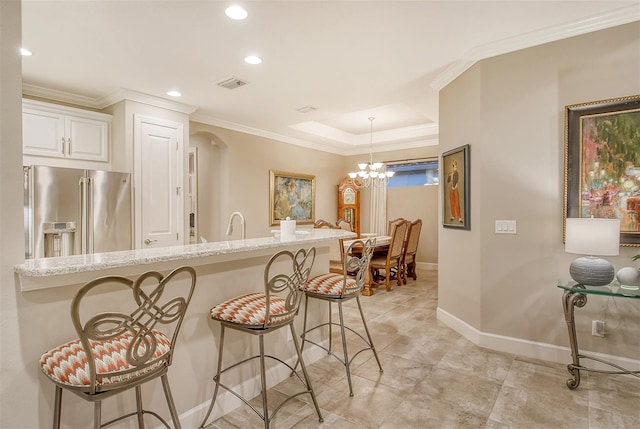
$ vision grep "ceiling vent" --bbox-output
[297,106,318,113]
[217,77,248,89]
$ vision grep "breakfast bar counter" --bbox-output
[14,228,355,428]
[15,228,355,291]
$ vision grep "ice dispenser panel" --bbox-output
[43,222,76,258]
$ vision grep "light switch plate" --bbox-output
[495,220,517,234]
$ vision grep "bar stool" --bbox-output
[198,247,323,429]
[39,266,197,429]
[298,239,383,396]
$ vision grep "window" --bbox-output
[386,159,439,188]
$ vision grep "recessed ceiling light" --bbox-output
[244,55,262,65]
[166,90,181,97]
[20,48,32,56]
[225,6,248,20]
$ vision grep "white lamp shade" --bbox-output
[565,218,620,256]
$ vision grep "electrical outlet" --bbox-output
[592,319,605,337]
[286,329,293,342]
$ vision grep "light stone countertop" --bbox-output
[15,229,356,290]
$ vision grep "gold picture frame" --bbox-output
[269,170,315,226]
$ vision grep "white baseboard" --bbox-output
[416,261,437,271]
[436,307,640,372]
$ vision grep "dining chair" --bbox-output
[369,220,409,291]
[198,247,322,429]
[39,266,197,429]
[297,239,383,396]
[314,219,337,229]
[402,219,423,283]
[387,217,406,235]
[314,219,344,274]
[337,218,352,232]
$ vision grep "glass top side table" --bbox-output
[557,280,640,389]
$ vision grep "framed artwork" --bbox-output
[564,95,640,246]
[269,170,315,226]
[442,144,470,230]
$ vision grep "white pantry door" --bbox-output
[134,115,184,249]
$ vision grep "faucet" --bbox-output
[226,211,246,240]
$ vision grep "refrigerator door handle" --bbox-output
[79,176,93,254]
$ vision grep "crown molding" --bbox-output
[431,4,640,91]
[190,113,347,155]
[100,88,198,114]
[343,137,439,158]
[22,84,198,114]
[22,84,105,109]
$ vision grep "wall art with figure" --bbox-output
[269,170,315,226]
[565,95,640,246]
[442,144,470,230]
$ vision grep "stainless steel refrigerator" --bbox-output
[24,165,132,259]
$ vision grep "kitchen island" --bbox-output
[15,228,355,428]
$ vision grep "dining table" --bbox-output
[343,235,391,296]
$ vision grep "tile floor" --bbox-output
[205,269,640,429]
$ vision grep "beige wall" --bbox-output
[189,122,348,241]
[1,2,32,427]
[439,22,640,359]
[346,145,440,266]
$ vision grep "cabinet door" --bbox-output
[66,115,109,162]
[22,108,65,157]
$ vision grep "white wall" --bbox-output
[438,22,640,361]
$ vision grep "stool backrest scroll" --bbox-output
[343,238,375,297]
[70,266,197,394]
[263,247,316,329]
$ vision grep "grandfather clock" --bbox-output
[338,177,360,236]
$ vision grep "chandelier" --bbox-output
[348,117,394,187]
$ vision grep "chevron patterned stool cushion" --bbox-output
[210,292,291,326]
[39,330,171,388]
[303,273,355,296]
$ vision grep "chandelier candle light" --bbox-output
[348,117,394,188]
[565,217,620,286]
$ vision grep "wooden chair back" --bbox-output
[387,217,406,235]
[337,218,352,231]
[404,219,422,256]
[388,220,409,261]
[314,219,338,229]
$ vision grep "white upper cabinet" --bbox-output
[23,99,111,162]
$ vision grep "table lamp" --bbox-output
[565,218,620,286]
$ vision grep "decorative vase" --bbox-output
[615,266,640,286]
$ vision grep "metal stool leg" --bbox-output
[258,334,269,429]
[337,302,354,396]
[291,295,310,375]
[161,374,182,429]
[356,295,383,373]
[199,325,226,429]
[328,301,333,353]
[135,385,144,428]
[290,324,324,423]
[53,386,62,429]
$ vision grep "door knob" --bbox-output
[144,239,157,245]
